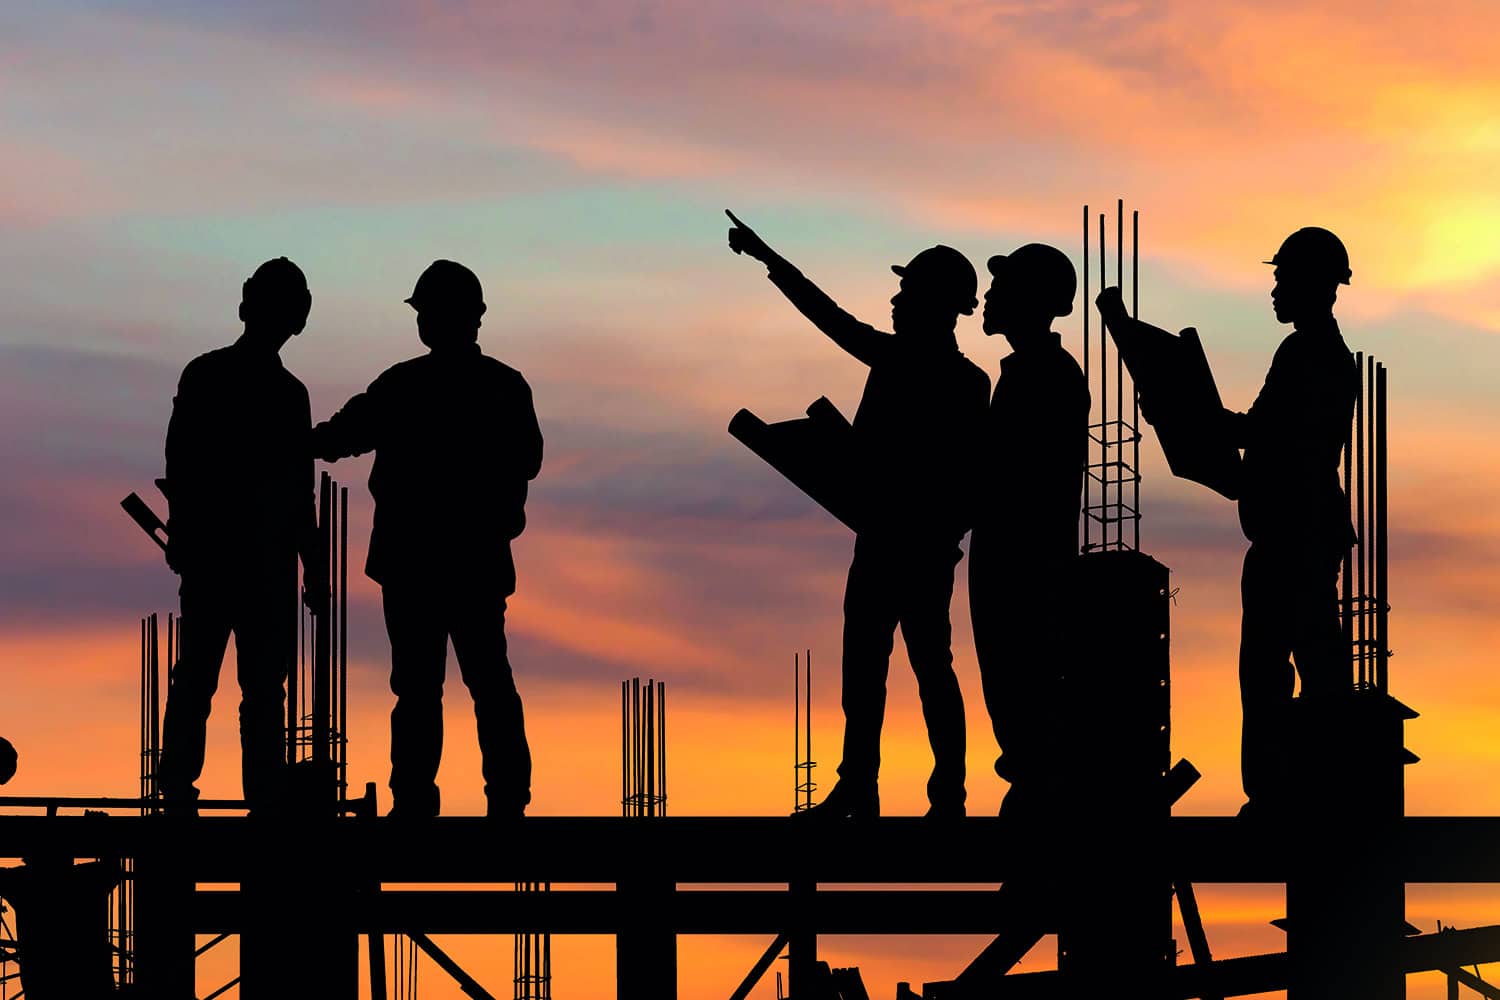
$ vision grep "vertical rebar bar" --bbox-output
[1132,209,1141,551]
[666,683,672,815]
[1115,200,1124,549]
[330,479,338,774]
[621,681,628,816]
[340,486,349,798]
[314,472,331,767]
[805,648,812,812]
[140,617,147,804]
[794,652,799,813]
[1376,363,1389,692]
[1083,204,1090,551]
[1367,358,1377,688]
[1099,212,1107,545]
[1350,401,1362,677]
[633,676,641,815]
[1355,353,1367,685]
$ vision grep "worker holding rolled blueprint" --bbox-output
[1096,227,1358,818]
[726,210,990,819]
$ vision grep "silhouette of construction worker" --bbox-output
[0,736,14,784]
[311,260,542,820]
[969,245,1089,816]
[157,258,322,813]
[1230,228,1358,816]
[726,210,990,818]
[0,854,121,1000]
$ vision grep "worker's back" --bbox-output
[316,343,543,591]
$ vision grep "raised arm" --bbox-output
[726,209,890,367]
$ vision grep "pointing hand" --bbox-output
[726,209,774,263]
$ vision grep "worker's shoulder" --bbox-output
[474,351,534,394]
[178,344,235,383]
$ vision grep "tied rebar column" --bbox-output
[1065,200,1172,992]
[619,677,674,998]
[1081,200,1143,554]
[793,650,816,813]
[514,882,552,999]
[1287,354,1413,1000]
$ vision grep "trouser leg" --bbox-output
[450,591,531,813]
[837,548,900,791]
[1239,544,1297,803]
[383,585,449,815]
[972,564,1056,785]
[898,554,966,811]
[158,578,233,799]
[1290,548,1348,700]
[231,579,295,808]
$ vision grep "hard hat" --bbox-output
[891,245,979,315]
[987,243,1077,318]
[406,259,486,313]
[1264,227,1351,285]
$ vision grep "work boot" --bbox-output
[161,786,200,818]
[924,801,966,820]
[791,780,879,820]
[388,786,440,821]
[486,798,526,822]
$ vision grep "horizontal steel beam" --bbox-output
[192,889,1017,935]
[6,815,1500,884]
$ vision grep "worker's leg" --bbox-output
[382,584,450,817]
[231,573,296,809]
[1239,544,1298,805]
[1289,546,1349,700]
[158,576,233,803]
[450,588,531,818]
[898,550,966,814]
[834,544,901,801]
[971,549,1057,792]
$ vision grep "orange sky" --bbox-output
[4,1,1500,997]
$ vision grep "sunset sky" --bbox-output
[4,2,1500,997]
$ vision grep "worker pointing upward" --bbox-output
[727,210,990,819]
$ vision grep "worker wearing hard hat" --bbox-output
[1228,227,1358,818]
[726,210,991,819]
[968,244,1090,817]
[312,260,543,820]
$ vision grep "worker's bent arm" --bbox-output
[764,257,890,367]
[311,387,382,461]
